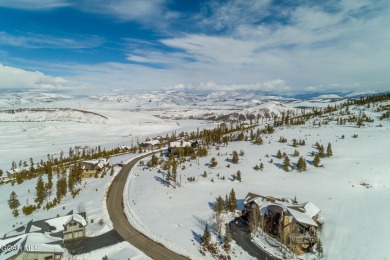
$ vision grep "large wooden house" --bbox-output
[243,193,321,254]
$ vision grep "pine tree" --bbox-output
[56,177,67,201]
[319,145,325,158]
[201,223,211,246]
[47,164,53,190]
[172,158,177,188]
[228,189,237,212]
[0,169,3,177]
[248,204,260,232]
[35,176,46,204]
[214,196,224,215]
[313,154,321,167]
[8,191,20,210]
[316,239,324,257]
[276,150,282,159]
[232,151,239,164]
[260,163,264,171]
[236,170,242,182]
[224,194,229,212]
[293,149,300,157]
[326,143,333,157]
[224,224,232,251]
[210,157,218,168]
[283,155,290,172]
[297,157,307,172]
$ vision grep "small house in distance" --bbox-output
[168,139,198,154]
[243,193,321,255]
[81,158,109,178]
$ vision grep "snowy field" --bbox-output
[0,105,216,172]
[0,92,389,260]
[124,108,390,260]
[0,152,149,260]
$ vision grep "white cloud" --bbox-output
[0,0,70,10]
[0,32,104,49]
[167,80,290,92]
[0,64,84,91]
[72,0,177,27]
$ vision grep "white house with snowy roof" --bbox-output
[81,158,109,178]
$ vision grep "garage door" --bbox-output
[74,231,83,238]
[64,233,72,240]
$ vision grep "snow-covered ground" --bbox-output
[124,107,390,260]
[1,91,389,260]
[0,152,148,259]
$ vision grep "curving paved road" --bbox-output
[106,152,189,260]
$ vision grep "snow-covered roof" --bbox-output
[45,214,87,232]
[245,193,319,227]
[82,158,109,170]
[303,202,321,218]
[0,233,63,259]
[144,139,160,146]
[169,140,192,148]
[287,208,318,227]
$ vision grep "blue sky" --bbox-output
[0,0,389,95]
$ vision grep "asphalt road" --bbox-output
[230,217,276,260]
[106,152,189,260]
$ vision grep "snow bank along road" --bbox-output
[106,152,189,260]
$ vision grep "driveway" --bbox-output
[230,217,277,260]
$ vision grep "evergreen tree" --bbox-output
[35,176,46,204]
[283,155,290,172]
[214,196,224,215]
[172,158,177,188]
[293,149,300,157]
[326,143,333,157]
[0,169,3,177]
[248,203,260,232]
[316,239,324,257]
[224,194,229,212]
[260,163,264,171]
[313,154,321,167]
[8,191,20,210]
[319,145,325,158]
[201,223,211,246]
[47,164,53,190]
[232,151,239,164]
[228,189,237,212]
[210,157,218,168]
[56,176,67,201]
[166,169,171,187]
[224,224,232,251]
[276,150,282,159]
[236,170,242,182]
[297,157,307,172]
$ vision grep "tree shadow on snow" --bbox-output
[274,162,283,169]
[208,201,215,211]
[193,215,208,230]
[191,230,202,243]
[154,176,168,187]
